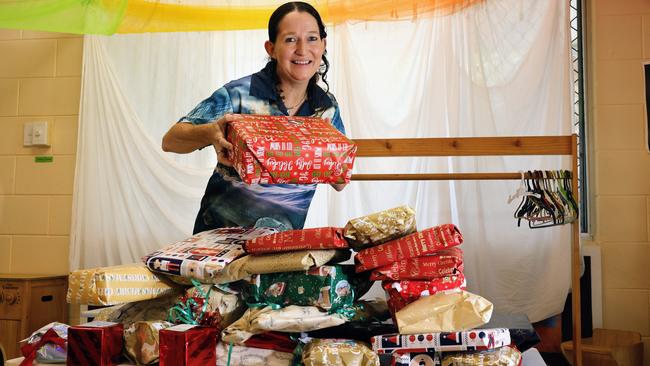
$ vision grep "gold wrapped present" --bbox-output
[343,205,417,250]
[441,346,522,365]
[67,263,178,306]
[396,290,493,334]
[302,339,379,366]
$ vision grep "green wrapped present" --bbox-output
[245,265,371,316]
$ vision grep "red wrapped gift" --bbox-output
[384,274,467,317]
[370,247,464,281]
[227,114,356,184]
[159,324,218,366]
[355,224,463,272]
[244,227,348,254]
[243,332,298,353]
[67,321,123,366]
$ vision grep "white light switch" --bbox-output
[23,122,33,146]
[32,121,49,146]
[23,121,50,147]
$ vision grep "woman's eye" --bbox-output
[308,36,319,42]
[285,37,296,43]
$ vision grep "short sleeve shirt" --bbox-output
[180,63,345,234]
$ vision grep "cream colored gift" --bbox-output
[94,295,178,328]
[212,250,344,284]
[395,290,493,334]
[67,263,178,306]
[216,342,293,366]
[222,306,347,344]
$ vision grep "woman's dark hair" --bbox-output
[267,2,330,109]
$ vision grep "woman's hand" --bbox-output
[161,114,240,165]
[210,114,239,166]
[330,183,347,192]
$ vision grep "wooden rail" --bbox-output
[350,135,582,366]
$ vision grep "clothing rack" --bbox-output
[351,134,582,366]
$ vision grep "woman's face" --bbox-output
[265,11,326,87]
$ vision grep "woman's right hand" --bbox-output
[210,114,240,166]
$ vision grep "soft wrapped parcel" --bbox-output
[370,247,464,281]
[343,205,417,250]
[302,339,379,366]
[142,227,277,283]
[371,328,511,353]
[67,263,178,306]
[243,227,348,254]
[124,320,174,365]
[212,249,348,283]
[395,290,493,334]
[355,224,463,272]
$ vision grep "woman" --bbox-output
[162,2,346,234]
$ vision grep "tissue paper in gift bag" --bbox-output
[227,114,356,184]
[343,205,417,250]
[355,224,463,272]
[395,290,493,334]
[20,322,68,365]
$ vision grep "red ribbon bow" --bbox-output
[19,328,66,366]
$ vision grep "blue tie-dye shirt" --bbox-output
[180,63,345,234]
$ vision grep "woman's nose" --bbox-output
[295,39,306,54]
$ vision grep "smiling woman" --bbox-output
[161,1,347,235]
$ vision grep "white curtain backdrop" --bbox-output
[71,0,572,321]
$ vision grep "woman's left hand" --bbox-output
[330,183,347,192]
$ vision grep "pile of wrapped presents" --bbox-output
[19,206,537,366]
[15,116,538,365]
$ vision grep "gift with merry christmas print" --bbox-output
[227,114,356,184]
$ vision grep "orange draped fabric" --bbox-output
[117,0,484,33]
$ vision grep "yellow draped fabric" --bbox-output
[117,0,483,33]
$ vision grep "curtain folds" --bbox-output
[0,0,483,35]
[72,0,572,322]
